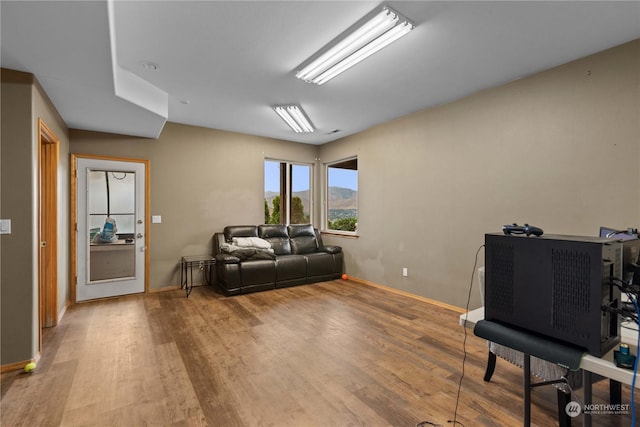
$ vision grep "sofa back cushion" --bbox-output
[288,224,318,254]
[258,224,291,255]
[224,225,258,242]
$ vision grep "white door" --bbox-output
[76,157,146,301]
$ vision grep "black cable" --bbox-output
[612,277,639,296]
[447,244,484,427]
[104,171,110,216]
[629,295,640,425]
[621,323,639,331]
[416,245,482,427]
[609,278,640,325]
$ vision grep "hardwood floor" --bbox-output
[1,280,636,426]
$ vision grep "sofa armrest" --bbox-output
[318,245,342,254]
[213,232,228,255]
[215,253,240,264]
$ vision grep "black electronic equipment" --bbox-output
[599,226,640,288]
[599,226,639,240]
[621,239,640,288]
[484,233,622,357]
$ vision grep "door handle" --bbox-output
[137,233,143,238]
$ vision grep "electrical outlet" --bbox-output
[0,219,11,235]
[402,267,408,277]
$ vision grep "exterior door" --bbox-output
[75,156,147,301]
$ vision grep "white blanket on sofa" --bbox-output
[232,237,272,249]
[221,243,275,254]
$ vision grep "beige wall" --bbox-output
[319,39,640,308]
[1,70,35,365]
[70,124,319,289]
[1,69,70,365]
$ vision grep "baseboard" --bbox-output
[347,276,466,314]
[1,353,40,374]
[148,285,180,293]
[1,360,28,373]
[57,302,69,324]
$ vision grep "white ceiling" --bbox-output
[2,1,639,145]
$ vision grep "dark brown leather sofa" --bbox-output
[212,224,343,295]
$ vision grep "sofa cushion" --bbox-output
[224,225,258,242]
[274,254,307,281]
[258,224,292,255]
[240,259,276,286]
[305,252,335,278]
[258,224,288,238]
[288,224,318,254]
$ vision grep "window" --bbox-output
[264,160,312,225]
[326,157,358,233]
[88,170,135,236]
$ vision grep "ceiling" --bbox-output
[2,1,639,145]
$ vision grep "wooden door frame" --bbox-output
[70,154,150,303]
[38,119,59,338]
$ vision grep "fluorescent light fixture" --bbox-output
[296,6,415,85]
[273,105,315,133]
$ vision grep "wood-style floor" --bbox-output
[1,280,636,426]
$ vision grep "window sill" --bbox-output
[321,230,359,239]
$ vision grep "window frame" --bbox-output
[324,156,358,236]
[264,159,313,226]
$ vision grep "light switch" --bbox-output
[0,219,11,234]
[152,215,162,224]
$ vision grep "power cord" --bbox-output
[629,294,639,426]
[449,244,484,427]
[416,244,483,427]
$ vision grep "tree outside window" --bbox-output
[264,160,311,225]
